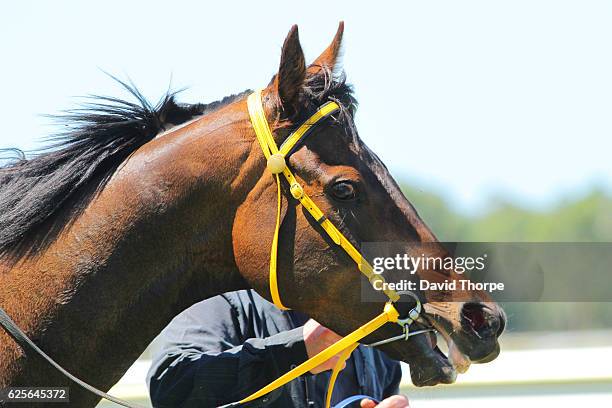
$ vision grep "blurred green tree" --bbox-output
[401,184,612,331]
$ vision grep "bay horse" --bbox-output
[0,23,505,407]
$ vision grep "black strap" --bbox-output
[278,101,340,157]
[0,306,144,408]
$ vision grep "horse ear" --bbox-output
[274,25,306,114]
[307,21,344,75]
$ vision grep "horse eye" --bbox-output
[330,180,358,201]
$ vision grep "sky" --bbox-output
[1,1,610,214]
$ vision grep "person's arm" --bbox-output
[147,295,308,408]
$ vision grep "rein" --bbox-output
[0,307,144,408]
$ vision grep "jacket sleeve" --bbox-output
[147,295,308,408]
[382,360,403,398]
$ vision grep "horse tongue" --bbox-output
[427,317,472,375]
[448,339,472,374]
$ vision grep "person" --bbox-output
[147,290,409,408]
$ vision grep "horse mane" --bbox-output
[0,69,355,258]
[0,77,246,257]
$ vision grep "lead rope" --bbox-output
[0,307,144,408]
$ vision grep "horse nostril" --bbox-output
[461,303,501,338]
[462,303,487,332]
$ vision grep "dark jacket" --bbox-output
[147,290,401,407]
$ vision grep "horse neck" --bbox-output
[0,101,258,405]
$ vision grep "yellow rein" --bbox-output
[240,89,402,407]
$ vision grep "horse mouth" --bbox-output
[404,302,504,386]
[427,317,474,373]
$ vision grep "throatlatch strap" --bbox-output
[247,90,286,309]
[269,174,284,309]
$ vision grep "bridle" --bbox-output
[230,89,435,408]
[0,88,434,408]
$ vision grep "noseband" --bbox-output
[233,89,434,408]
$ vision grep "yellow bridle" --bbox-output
[247,89,400,308]
[234,89,414,408]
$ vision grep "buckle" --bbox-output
[290,182,304,199]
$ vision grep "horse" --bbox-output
[0,23,505,407]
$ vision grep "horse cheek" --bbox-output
[231,179,285,302]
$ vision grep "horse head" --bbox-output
[232,23,505,386]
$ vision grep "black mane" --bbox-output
[0,77,245,257]
[0,70,356,259]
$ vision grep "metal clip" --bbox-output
[365,324,436,348]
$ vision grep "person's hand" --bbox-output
[302,319,345,374]
[361,395,410,408]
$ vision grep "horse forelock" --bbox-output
[298,68,408,215]
[304,73,432,244]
